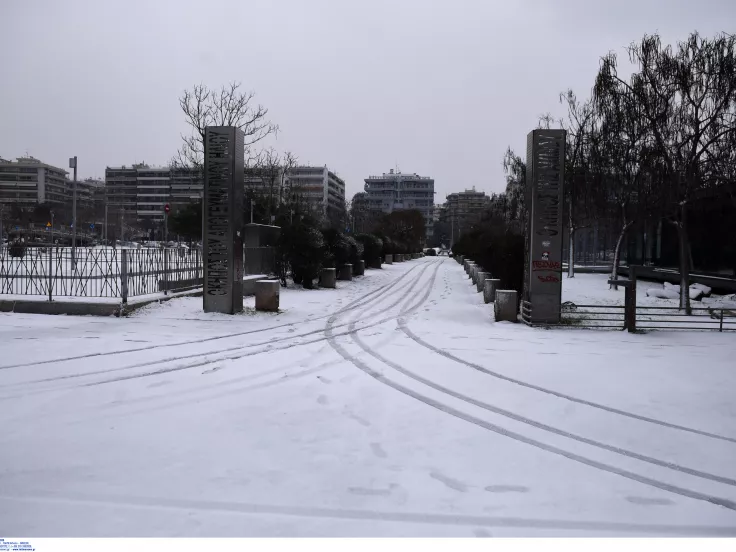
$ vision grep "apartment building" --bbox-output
[105,164,202,222]
[0,157,69,206]
[443,188,492,236]
[286,166,346,225]
[363,169,435,239]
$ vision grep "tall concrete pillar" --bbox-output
[523,129,565,324]
[203,126,244,314]
[494,290,518,322]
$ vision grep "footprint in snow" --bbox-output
[626,496,673,506]
[485,485,529,493]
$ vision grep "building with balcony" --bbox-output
[443,187,492,237]
[0,157,69,206]
[363,169,435,239]
[105,164,202,223]
[286,166,346,226]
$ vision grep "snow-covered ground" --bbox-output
[1,258,735,537]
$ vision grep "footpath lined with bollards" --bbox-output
[456,259,518,323]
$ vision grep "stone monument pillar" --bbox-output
[203,126,245,314]
[523,129,566,324]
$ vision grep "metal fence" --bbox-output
[0,246,202,302]
[521,300,735,332]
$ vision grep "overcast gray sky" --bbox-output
[2,0,734,202]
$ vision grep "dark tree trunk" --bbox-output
[677,204,692,314]
[610,220,633,291]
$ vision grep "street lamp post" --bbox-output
[69,156,77,263]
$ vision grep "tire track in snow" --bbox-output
[349,331,736,487]
[326,261,736,512]
[1,261,439,394]
[3,491,736,535]
[397,323,736,445]
[0,262,423,371]
[0,262,429,391]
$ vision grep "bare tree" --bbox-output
[175,82,278,170]
[626,33,736,312]
[594,63,653,289]
[559,90,596,278]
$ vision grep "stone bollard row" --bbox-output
[338,264,353,281]
[475,271,487,293]
[320,268,336,288]
[353,260,365,276]
[494,290,518,322]
[483,278,501,304]
[255,280,280,312]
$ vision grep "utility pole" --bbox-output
[51,211,55,244]
[0,203,4,246]
[69,156,77,263]
[250,199,254,224]
[164,203,170,244]
[104,202,108,244]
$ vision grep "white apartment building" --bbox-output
[286,166,346,225]
[363,169,435,239]
[0,157,69,206]
[105,164,202,222]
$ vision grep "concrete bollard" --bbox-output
[468,263,476,279]
[385,254,393,265]
[369,258,382,269]
[338,264,353,281]
[471,265,479,283]
[494,290,518,322]
[320,268,336,288]
[353,259,365,276]
[483,278,500,303]
[255,280,280,312]
[476,271,488,292]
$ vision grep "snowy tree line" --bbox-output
[480,31,736,314]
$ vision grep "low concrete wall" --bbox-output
[320,268,336,288]
[243,274,268,296]
[255,280,280,312]
[494,290,518,322]
[0,288,204,317]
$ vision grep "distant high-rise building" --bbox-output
[363,169,435,239]
[0,157,69,206]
